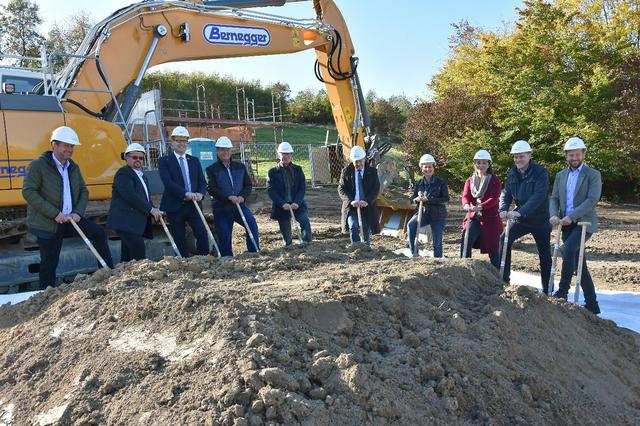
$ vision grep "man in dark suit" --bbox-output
[158,126,209,257]
[338,146,381,244]
[267,142,313,246]
[549,137,602,314]
[206,136,259,256]
[107,143,162,262]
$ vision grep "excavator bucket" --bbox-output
[374,157,417,238]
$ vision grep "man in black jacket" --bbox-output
[206,136,259,256]
[338,146,380,244]
[107,143,162,262]
[267,142,312,246]
[499,140,552,292]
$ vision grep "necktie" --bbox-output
[179,157,191,192]
[357,170,365,201]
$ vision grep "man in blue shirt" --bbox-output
[549,137,602,314]
[158,126,209,257]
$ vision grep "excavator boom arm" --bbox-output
[57,0,368,156]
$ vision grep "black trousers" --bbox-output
[499,222,552,292]
[167,203,209,257]
[36,218,114,289]
[116,230,146,262]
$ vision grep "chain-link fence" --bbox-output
[237,143,347,188]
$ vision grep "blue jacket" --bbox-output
[158,153,207,213]
[411,175,449,220]
[206,160,252,213]
[267,163,307,221]
[499,161,550,227]
[107,165,154,237]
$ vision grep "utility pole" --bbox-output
[236,87,246,120]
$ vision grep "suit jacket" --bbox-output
[338,164,381,235]
[499,162,550,228]
[107,166,154,237]
[411,175,449,220]
[267,163,308,221]
[549,164,601,233]
[158,153,207,213]
[206,160,253,214]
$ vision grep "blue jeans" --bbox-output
[33,218,114,289]
[214,204,260,256]
[406,213,445,257]
[277,210,313,246]
[557,224,597,305]
[460,218,500,268]
[347,208,370,244]
[499,222,552,292]
[167,203,209,257]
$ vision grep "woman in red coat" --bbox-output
[460,149,503,268]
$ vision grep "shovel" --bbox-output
[573,222,591,305]
[462,206,471,258]
[356,204,365,243]
[192,199,221,257]
[289,206,303,244]
[159,213,182,257]
[67,217,109,269]
[236,202,260,252]
[499,215,512,279]
[549,223,563,295]
[413,191,425,257]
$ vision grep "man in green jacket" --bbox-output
[22,126,113,289]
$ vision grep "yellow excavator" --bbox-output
[0,0,411,289]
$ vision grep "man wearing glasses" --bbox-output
[107,143,162,261]
[158,126,209,257]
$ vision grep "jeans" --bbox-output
[556,224,597,305]
[460,218,500,268]
[166,203,209,257]
[277,209,313,246]
[406,213,446,257]
[34,218,114,289]
[347,208,370,244]
[499,222,552,292]
[116,230,146,262]
[214,204,260,256]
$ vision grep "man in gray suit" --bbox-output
[549,137,602,314]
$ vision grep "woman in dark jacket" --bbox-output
[460,149,503,268]
[406,154,449,257]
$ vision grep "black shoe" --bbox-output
[552,290,568,300]
[584,302,601,315]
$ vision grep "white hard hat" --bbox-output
[50,126,80,146]
[171,126,190,138]
[473,149,492,162]
[563,137,587,151]
[350,146,366,161]
[277,142,294,153]
[215,136,233,148]
[125,143,146,155]
[419,154,436,165]
[510,140,532,154]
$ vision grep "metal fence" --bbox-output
[135,141,347,188]
[237,143,346,188]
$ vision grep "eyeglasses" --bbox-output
[129,155,144,160]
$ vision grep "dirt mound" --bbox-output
[1,237,639,425]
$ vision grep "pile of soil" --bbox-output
[1,234,639,425]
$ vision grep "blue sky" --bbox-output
[26,0,523,99]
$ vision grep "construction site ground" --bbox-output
[0,186,638,425]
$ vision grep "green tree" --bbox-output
[0,0,43,68]
[46,11,95,72]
